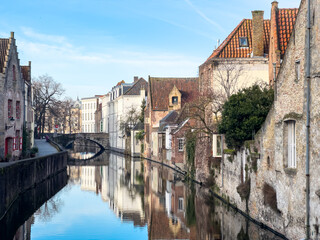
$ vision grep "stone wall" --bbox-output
[211,1,320,239]
[0,151,68,219]
[0,169,67,239]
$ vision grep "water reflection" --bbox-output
[0,170,68,240]
[5,152,285,240]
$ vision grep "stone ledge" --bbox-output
[284,167,297,176]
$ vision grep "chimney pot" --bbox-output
[252,10,264,57]
[272,1,278,8]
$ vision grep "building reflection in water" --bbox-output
[7,152,285,240]
[68,153,146,227]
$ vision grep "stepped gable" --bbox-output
[0,38,9,73]
[149,77,198,111]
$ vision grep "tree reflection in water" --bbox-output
[6,152,287,240]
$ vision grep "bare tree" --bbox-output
[119,106,140,137]
[33,75,64,137]
[187,60,244,135]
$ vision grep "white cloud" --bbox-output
[183,0,225,33]
[16,27,201,99]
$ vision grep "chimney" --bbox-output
[10,32,14,39]
[272,1,278,9]
[252,10,264,57]
[134,76,139,83]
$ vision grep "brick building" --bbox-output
[144,77,198,159]
[196,2,298,182]
[0,32,28,160]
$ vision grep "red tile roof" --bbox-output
[207,19,270,60]
[149,77,198,111]
[207,7,298,61]
[0,39,9,73]
[21,66,31,82]
[277,8,298,57]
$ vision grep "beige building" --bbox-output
[81,95,101,133]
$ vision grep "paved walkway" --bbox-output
[35,139,58,157]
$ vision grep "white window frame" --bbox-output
[178,197,184,211]
[178,138,184,152]
[287,120,296,168]
[295,60,300,81]
[212,134,222,157]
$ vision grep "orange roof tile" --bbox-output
[277,8,298,57]
[207,19,270,60]
[0,39,9,73]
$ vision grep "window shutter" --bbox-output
[19,137,23,150]
[13,138,16,150]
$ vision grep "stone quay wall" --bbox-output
[0,151,68,219]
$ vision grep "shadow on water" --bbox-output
[0,170,68,240]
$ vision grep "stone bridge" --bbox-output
[52,133,109,150]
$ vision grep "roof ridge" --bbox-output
[150,77,198,81]
[278,7,299,10]
[124,77,146,95]
[207,19,246,60]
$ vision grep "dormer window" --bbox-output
[172,96,178,104]
[239,37,248,47]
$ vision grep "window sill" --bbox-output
[284,168,297,176]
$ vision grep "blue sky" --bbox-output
[0,0,300,99]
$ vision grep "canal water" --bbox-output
[1,148,285,240]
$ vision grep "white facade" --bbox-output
[107,80,146,150]
[81,96,99,133]
[101,94,110,133]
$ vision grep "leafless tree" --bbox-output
[119,106,140,137]
[33,75,64,137]
[187,60,244,135]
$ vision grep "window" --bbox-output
[178,138,184,152]
[239,37,248,47]
[15,130,20,150]
[295,60,300,81]
[16,101,21,119]
[8,100,12,118]
[13,65,16,81]
[287,120,296,168]
[172,96,178,104]
[178,197,184,211]
[212,134,222,157]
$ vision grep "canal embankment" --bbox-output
[0,150,68,220]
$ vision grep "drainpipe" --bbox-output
[306,0,311,238]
